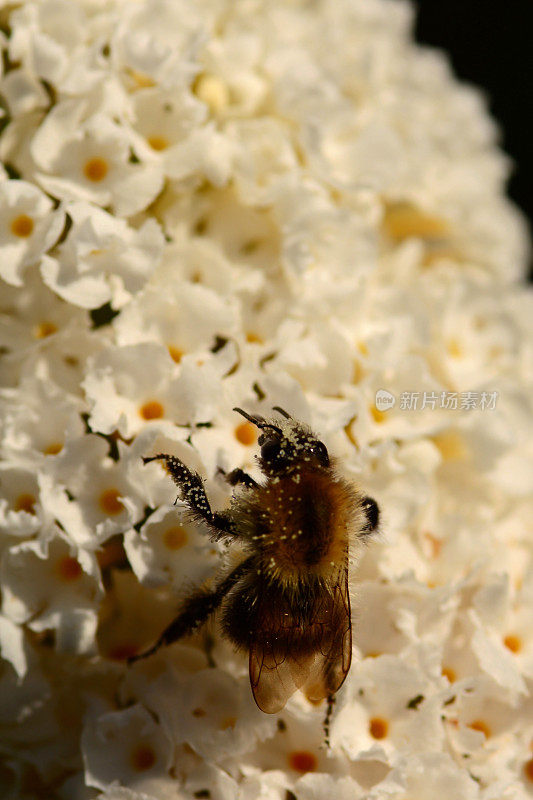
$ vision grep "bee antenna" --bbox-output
[272,406,292,419]
[233,407,282,434]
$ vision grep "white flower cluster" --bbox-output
[1,1,532,798]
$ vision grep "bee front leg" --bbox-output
[143,454,236,539]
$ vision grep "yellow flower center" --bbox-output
[432,431,468,462]
[44,442,63,455]
[370,404,386,424]
[168,345,184,363]
[147,135,169,151]
[382,201,449,241]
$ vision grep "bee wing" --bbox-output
[249,564,351,714]
[302,568,352,705]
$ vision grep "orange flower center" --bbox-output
[44,442,63,455]
[234,422,256,446]
[288,750,317,774]
[98,488,124,515]
[14,493,36,514]
[441,667,457,683]
[10,214,34,237]
[83,157,109,182]
[503,634,522,653]
[34,321,58,339]
[130,744,156,772]
[168,345,184,363]
[369,717,389,739]
[163,526,188,550]
[57,556,83,581]
[469,720,491,738]
[140,400,164,420]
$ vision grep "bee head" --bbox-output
[234,407,330,477]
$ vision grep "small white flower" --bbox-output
[39,434,145,547]
[32,108,164,216]
[333,654,444,760]
[113,281,238,353]
[110,0,207,88]
[272,318,355,396]
[164,122,235,187]
[140,664,276,761]
[82,703,174,793]
[128,86,207,172]
[123,505,221,588]
[241,700,347,785]
[0,180,65,286]
[0,462,45,538]
[443,675,528,760]
[0,270,91,357]
[83,342,229,438]
[41,201,164,309]
[0,529,102,653]
[0,373,85,462]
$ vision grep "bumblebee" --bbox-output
[129,407,379,720]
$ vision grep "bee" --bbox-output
[129,407,379,727]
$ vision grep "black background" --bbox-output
[414,2,531,274]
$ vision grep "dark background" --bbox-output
[414,2,531,274]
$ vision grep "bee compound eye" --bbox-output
[361,496,379,533]
[311,440,329,466]
[260,438,281,463]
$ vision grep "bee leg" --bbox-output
[219,466,258,489]
[323,693,336,748]
[143,454,236,539]
[128,555,254,664]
